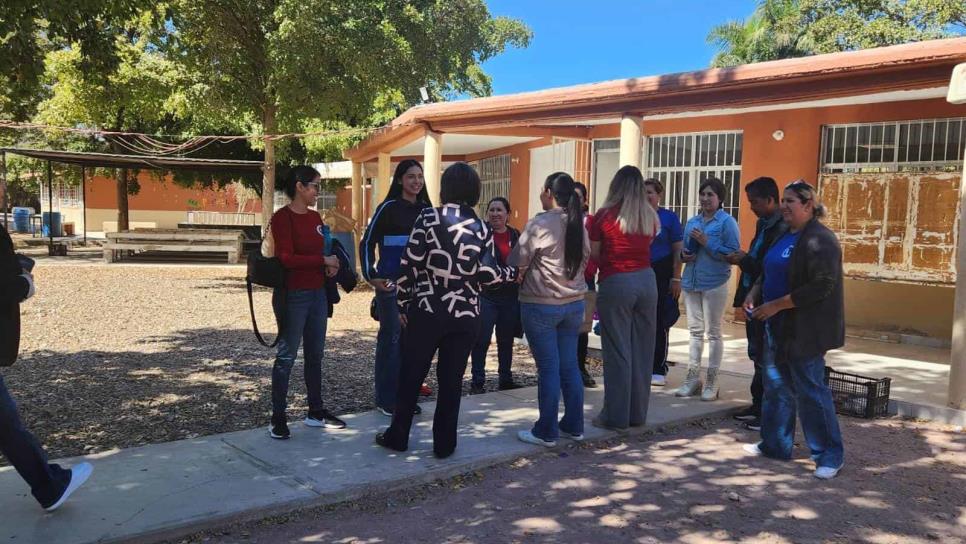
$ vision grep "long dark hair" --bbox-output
[383,159,431,204]
[545,172,584,280]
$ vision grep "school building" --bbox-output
[343,38,966,343]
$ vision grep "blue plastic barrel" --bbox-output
[42,212,62,237]
[13,207,32,233]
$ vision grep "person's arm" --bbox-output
[670,240,683,299]
[587,211,602,262]
[273,211,325,270]
[701,216,740,260]
[508,219,538,278]
[477,229,518,286]
[359,201,390,283]
[395,213,429,321]
[788,229,840,308]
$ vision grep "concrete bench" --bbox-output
[103,228,243,264]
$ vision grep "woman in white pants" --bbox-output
[677,178,740,401]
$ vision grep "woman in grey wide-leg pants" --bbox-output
[597,268,658,428]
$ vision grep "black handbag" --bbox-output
[246,214,290,347]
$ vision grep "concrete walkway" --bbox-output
[0,376,749,544]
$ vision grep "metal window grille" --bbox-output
[470,154,511,217]
[644,131,743,222]
[317,192,337,211]
[821,117,966,173]
[40,182,82,208]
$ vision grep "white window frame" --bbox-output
[644,130,743,222]
[821,117,966,173]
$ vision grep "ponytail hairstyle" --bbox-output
[544,172,584,280]
[602,165,657,236]
[282,165,321,199]
[383,159,431,204]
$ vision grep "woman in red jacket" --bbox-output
[268,166,343,439]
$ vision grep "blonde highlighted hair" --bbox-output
[601,165,658,236]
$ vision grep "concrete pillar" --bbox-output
[947,63,966,410]
[376,152,392,202]
[619,114,643,168]
[351,161,364,226]
[423,130,442,205]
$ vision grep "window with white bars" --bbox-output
[644,131,743,222]
[470,154,511,217]
[821,118,966,173]
[40,183,82,208]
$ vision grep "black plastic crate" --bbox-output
[824,367,891,418]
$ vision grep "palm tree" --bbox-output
[707,0,812,67]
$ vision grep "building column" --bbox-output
[376,152,392,203]
[351,161,364,226]
[948,63,966,410]
[619,114,643,169]
[424,130,442,205]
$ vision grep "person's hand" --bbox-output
[680,251,697,263]
[670,280,681,299]
[689,229,708,246]
[370,279,394,292]
[724,250,746,265]
[399,313,408,328]
[751,300,782,321]
[742,295,755,313]
[323,255,340,278]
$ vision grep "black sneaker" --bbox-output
[305,409,346,430]
[743,417,762,431]
[413,404,422,415]
[470,384,486,395]
[498,381,523,391]
[269,419,290,440]
[733,406,759,421]
[375,431,406,452]
[581,372,598,388]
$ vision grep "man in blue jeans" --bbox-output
[1,223,92,511]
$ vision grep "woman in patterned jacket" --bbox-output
[375,163,515,459]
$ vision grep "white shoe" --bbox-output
[517,430,556,447]
[814,465,843,480]
[559,429,584,442]
[651,374,666,387]
[700,368,719,401]
[44,462,93,512]
[742,443,763,457]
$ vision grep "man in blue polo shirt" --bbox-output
[644,179,684,387]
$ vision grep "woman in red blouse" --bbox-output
[268,166,343,440]
[589,165,661,431]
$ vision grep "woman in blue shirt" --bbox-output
[742,180,845,480]
[676,178,740,401]
[644,179,683,387]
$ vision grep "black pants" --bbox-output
[0,375,70,507]
[383,308,479,457]
[652,256,674,376]
[746,317,764,415]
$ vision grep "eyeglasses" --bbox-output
[303,182,321,191]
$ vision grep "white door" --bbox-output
[529,145,554,219]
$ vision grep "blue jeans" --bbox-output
[374,289,402,410]
[760,323,844,469]
[272,288,327,420]
[0,375,71,507]
[470,295,519,387]
[521,300,585,442]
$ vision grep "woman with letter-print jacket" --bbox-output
[375,163,515,459]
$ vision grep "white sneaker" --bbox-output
[651,374,666,387]
[814,465,843,480]
[44,462,93,512]
[742,443,763,457]
[559,429,584,442]
[517,430,556,447]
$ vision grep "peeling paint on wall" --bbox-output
[819,172,960,284]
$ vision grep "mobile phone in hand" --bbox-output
[17,254,35,273]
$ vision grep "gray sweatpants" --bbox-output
[596,268,658,428]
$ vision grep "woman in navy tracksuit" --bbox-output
[360,159,431,416]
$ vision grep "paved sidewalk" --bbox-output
[0,377,748,544]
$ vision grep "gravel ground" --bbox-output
[182,416,966,544]
[3,258,599,463]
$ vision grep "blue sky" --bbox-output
[481,1,756,95]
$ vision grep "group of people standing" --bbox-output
[266,159,845,480]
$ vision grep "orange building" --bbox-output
[344,38,966,342]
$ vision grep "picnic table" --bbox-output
[103,228,243,264]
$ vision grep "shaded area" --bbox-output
[192,417,966,544]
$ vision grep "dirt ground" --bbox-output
[182,416,966,544]
[2,259,569,463]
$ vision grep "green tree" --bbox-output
[166,0,531,226]
[708,0,966,67]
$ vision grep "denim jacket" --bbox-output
[681,209,740,292]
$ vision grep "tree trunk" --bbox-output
[116,168,130,231]
[261,104,277,232]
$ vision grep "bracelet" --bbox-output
[670,278,681,283]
